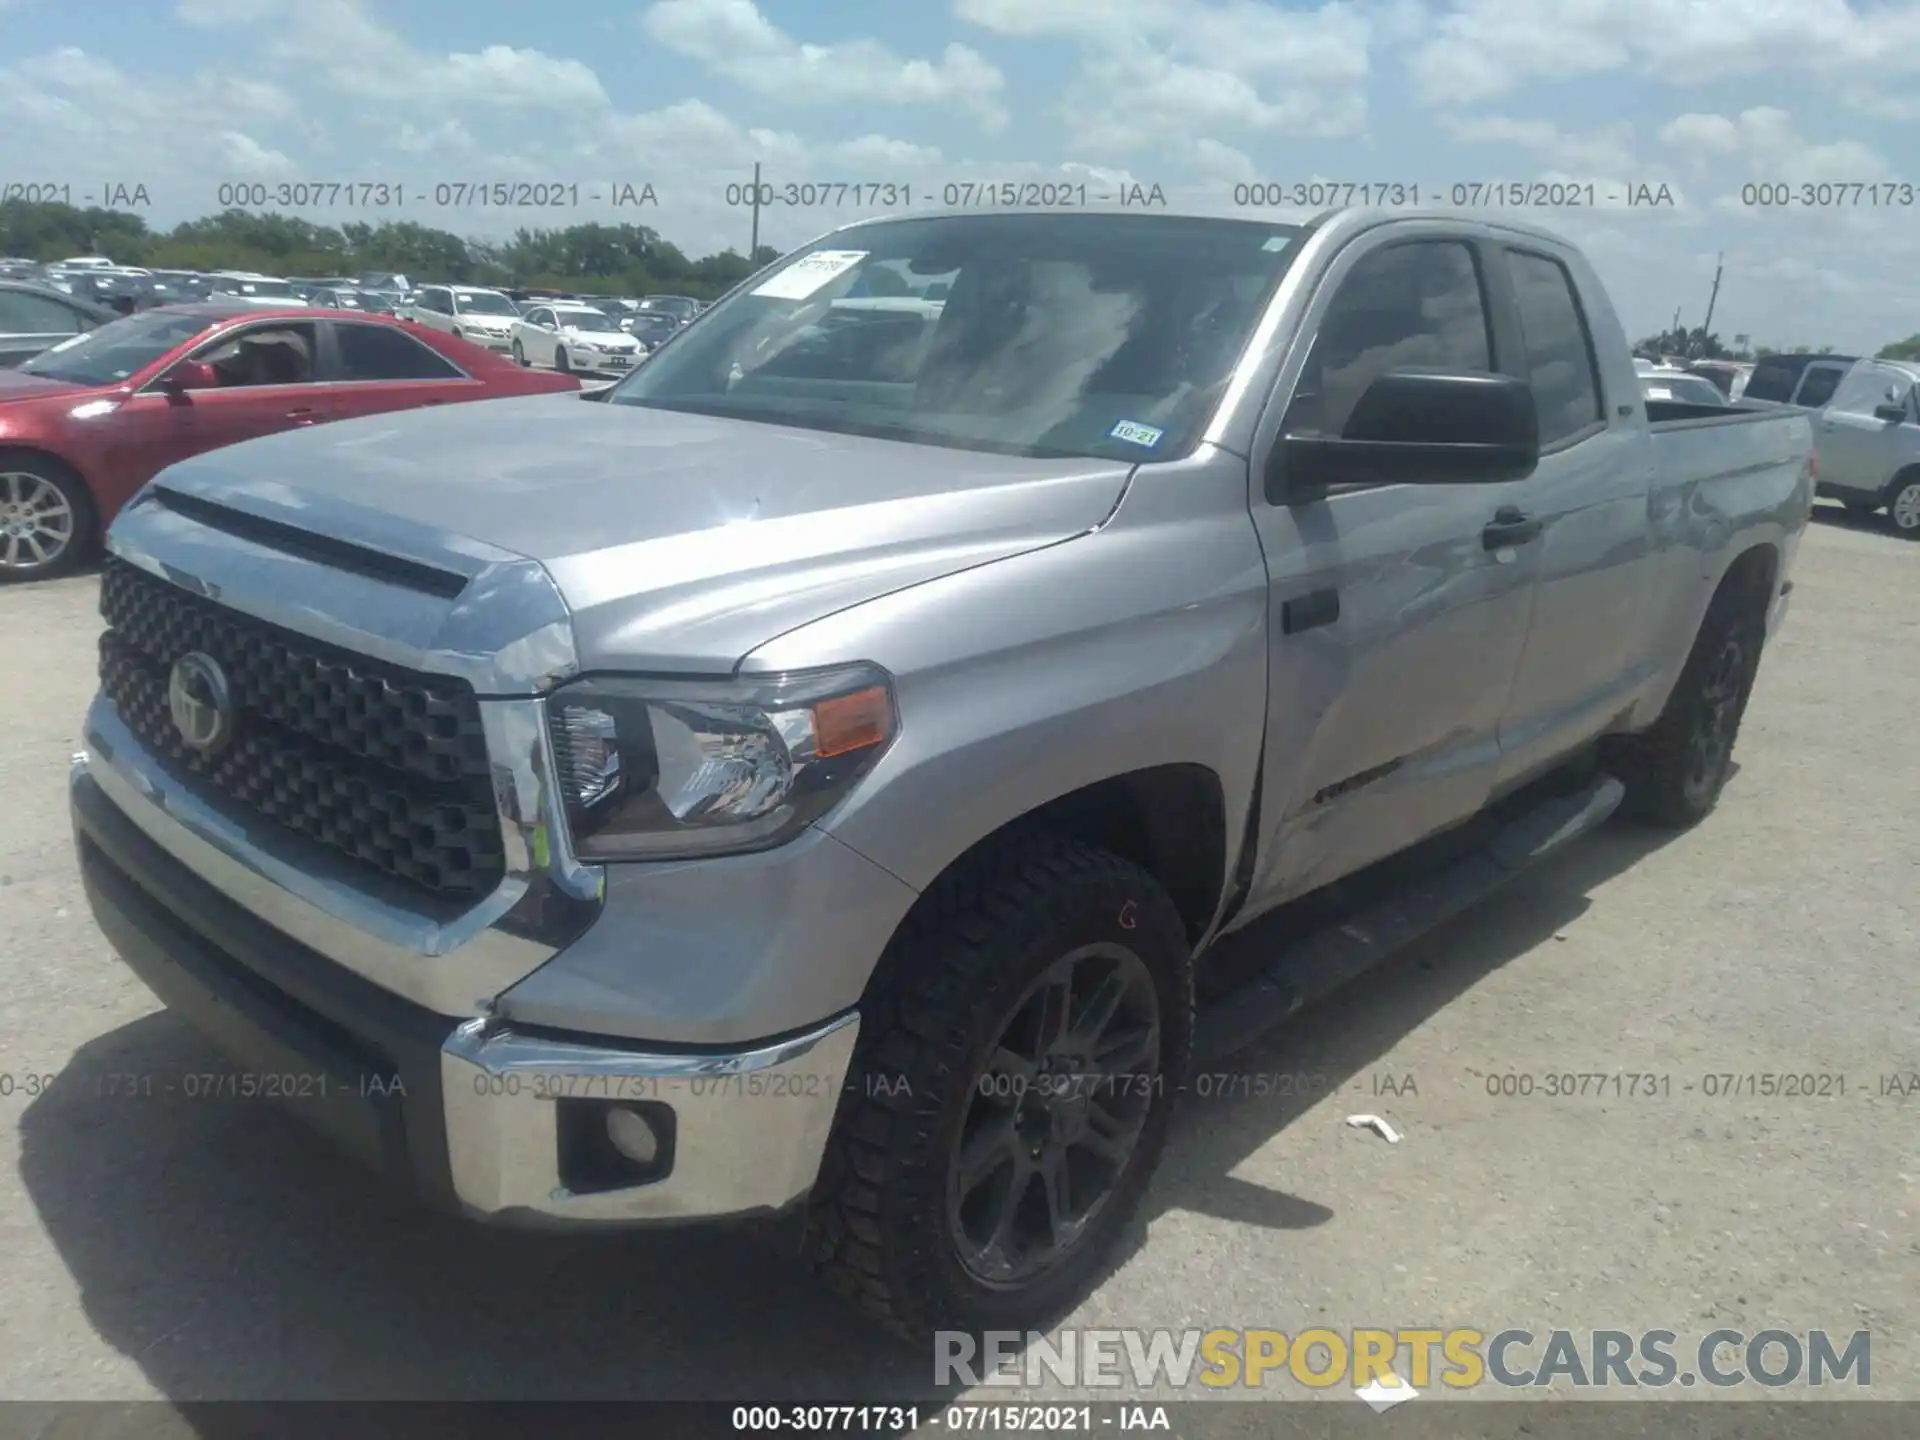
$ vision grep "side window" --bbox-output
[190,323,319,386]
[1741,358,1799,403]
[1283,240,1492,439]
[527,308,551,327]
[1506,250,1604,447]
[1793,364,1845,409]
[1828,363,1908,417]
[333,323,464,381]
[0,292,84,334]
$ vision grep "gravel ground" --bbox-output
[0,504,1912,1411]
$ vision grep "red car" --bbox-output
[0,302,581,581]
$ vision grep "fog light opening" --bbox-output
[605,1103,660,1165]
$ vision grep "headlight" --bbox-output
[545,663,897,861]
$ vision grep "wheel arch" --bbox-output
[1880,462,1920,508]
[885,763,1230,952]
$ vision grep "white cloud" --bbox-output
[1659,107,1888,184]
[1440,114,1640,178]
[641,0,1007,128]
[1411,0,1920,105]
[215,131,295,176]
[957,0,1372,152]
[0,48,299,200]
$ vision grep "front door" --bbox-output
[1814,360,1912,500]
[1242,229,1544,911]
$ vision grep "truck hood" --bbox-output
[148,393,1134,674]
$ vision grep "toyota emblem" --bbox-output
[168,651,235,754]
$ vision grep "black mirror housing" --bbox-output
[1270,370,1541,500]
[1873,403,1907,423]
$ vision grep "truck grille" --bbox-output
[97,556,504,900]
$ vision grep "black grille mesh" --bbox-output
[97,556,503,899]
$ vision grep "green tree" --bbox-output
[1877,334,1920,361]
[0,198,782,299]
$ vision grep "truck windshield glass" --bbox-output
[17,309,214,385]
[607,214,1306,461]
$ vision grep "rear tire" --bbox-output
[1615,582,1766,827]
[0,453,97,583]
[803,833,1193,1343]
[1886,473,1920,538]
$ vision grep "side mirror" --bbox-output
[1873,402,1908,423]
[161,360,220,394]
[1271,370,1541,500]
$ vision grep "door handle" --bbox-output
[1483,506,1542,549]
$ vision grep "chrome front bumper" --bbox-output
[73,728,861,1227]
[440,1011,858,1223]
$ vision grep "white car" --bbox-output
[57,255,119,271]
[405,284,522,352]
[509,301,645,375]
[1641,368,1731,406]
[206,272,309,308]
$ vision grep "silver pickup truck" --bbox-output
[70,208,1813,1341]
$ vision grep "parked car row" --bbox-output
[0,301,579,579]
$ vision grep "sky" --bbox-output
[5,0,1920,352]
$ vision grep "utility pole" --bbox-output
[749,161,761,262]
[1698,251,1724,357]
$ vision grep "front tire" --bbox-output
[804,833,1193,1342]
[1886,473,1920,538]
[554,346,572,375]
[0,454,97,583]
[1615,582,1765,827]
[511,339,526,366]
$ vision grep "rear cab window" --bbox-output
[1502,248,1604,447]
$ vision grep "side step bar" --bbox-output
[1190,772,1626,1064]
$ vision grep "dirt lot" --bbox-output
[0,506,1913,1407]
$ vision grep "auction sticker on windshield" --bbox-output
[1110,420,1165,448]
[753,250,869,300]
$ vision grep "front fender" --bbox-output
[744,452,1271,914]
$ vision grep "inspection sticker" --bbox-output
[751,250,869,300]
[1109,420,1165,448]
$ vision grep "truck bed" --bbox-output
[1645,400,1814,487]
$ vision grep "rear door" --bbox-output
[316,319,483,418]
[1814,360,1913,498]
[1243,226,1544,909]
[1484,239,1661,790]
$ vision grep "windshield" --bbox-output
[18,309,213,385]
[556,309,621,332]
[641,296,700,318]
[607,214,1304,461]
[454,290,518,316]
[216,277,295,297]
[1644,375,1726,406]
